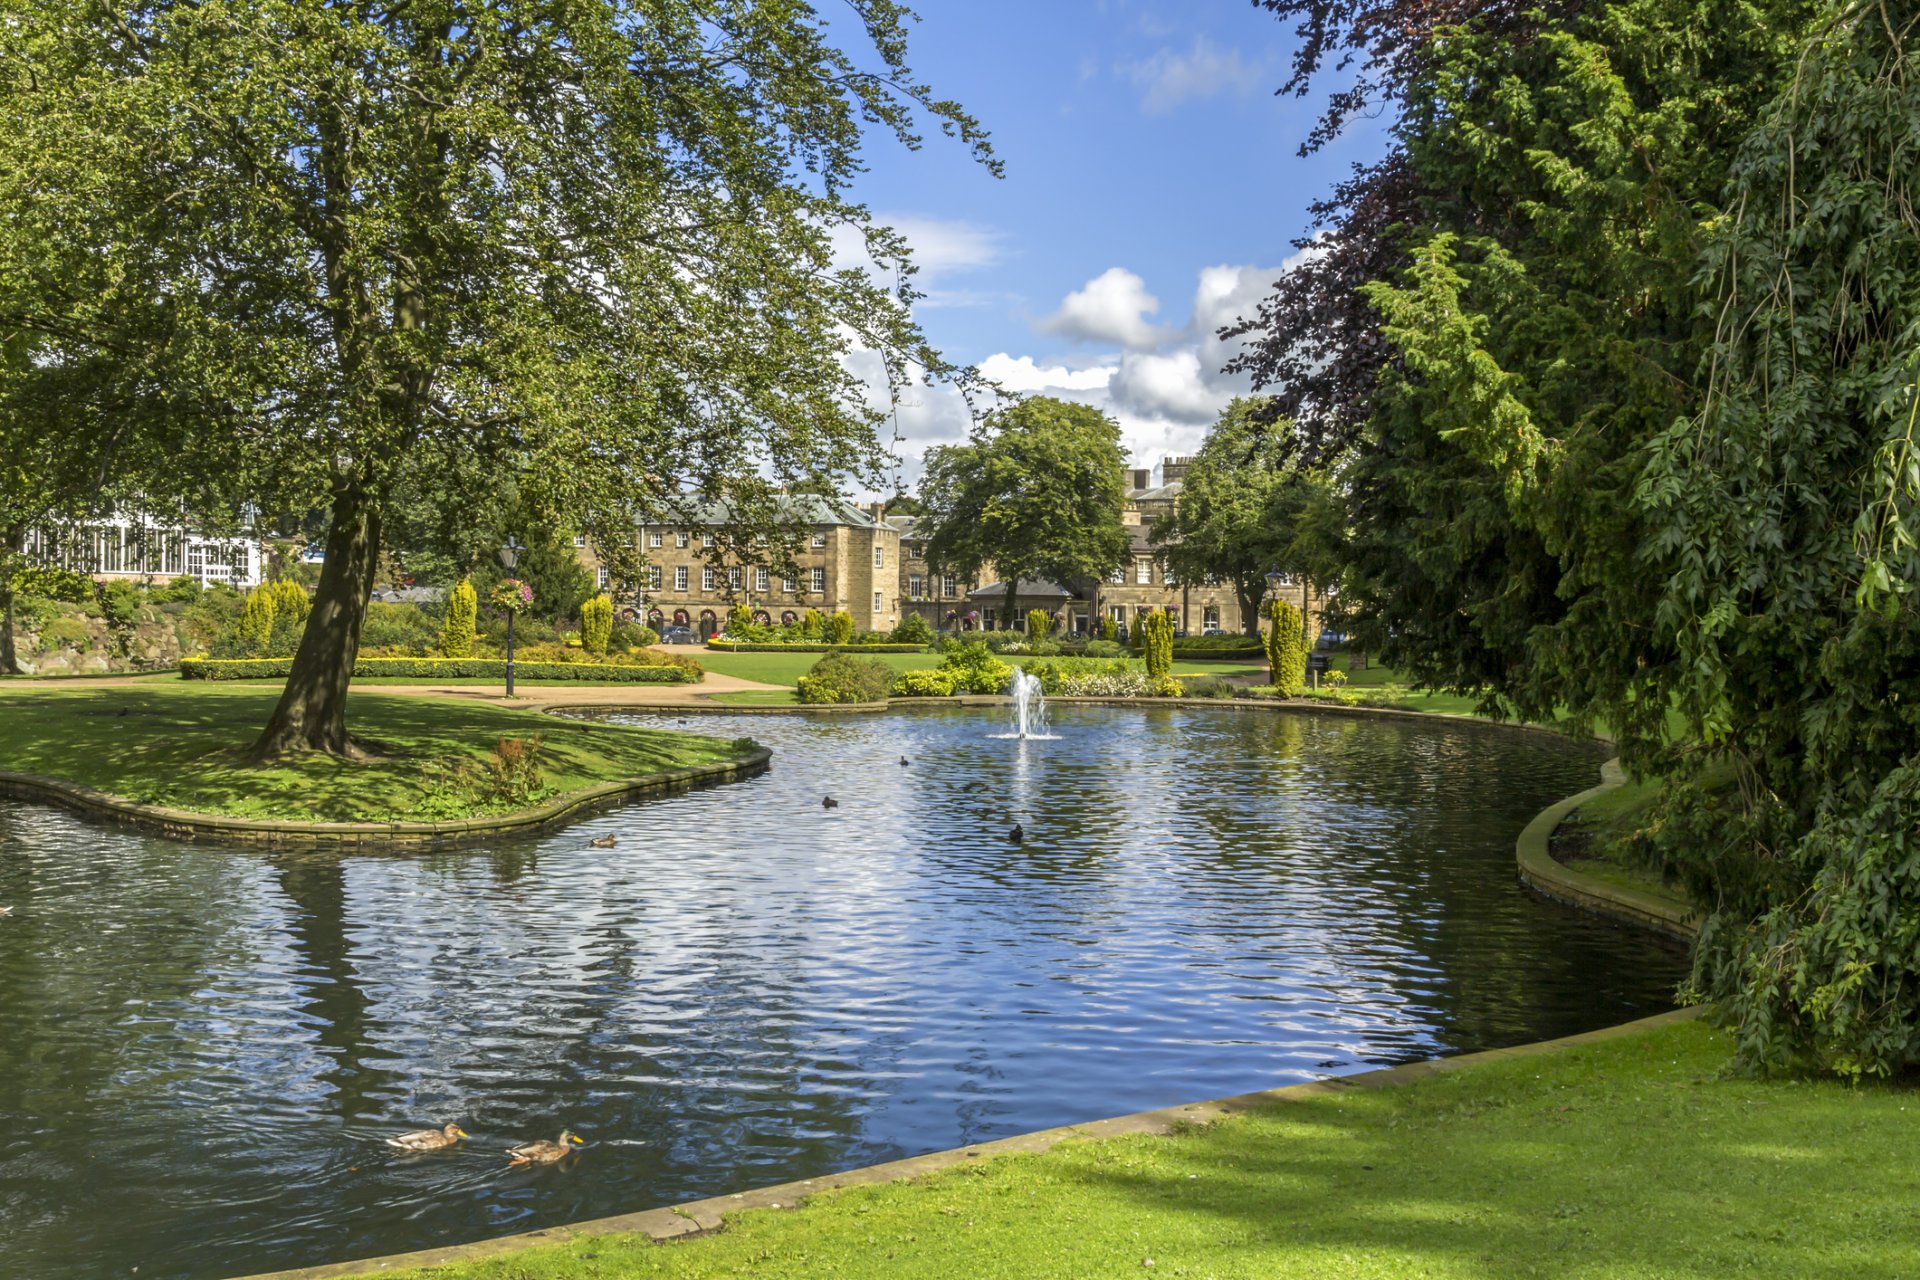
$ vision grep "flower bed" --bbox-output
[705,640,930,654]
[180,657,699,683]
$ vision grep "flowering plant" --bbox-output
[488,578,534,613]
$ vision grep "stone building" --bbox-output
[578,495,903,639]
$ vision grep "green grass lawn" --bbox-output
[0,683,752,823]
[708,690,801,706]
[381,1016,1917,1279]
[1554,776,1693,907]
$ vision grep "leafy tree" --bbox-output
[1638,7,1920,1076]
[0,0,994,758]
[440,579,477,658]
[1150,398,1319,635]
[1265,599,1306,695]
[580,594,614,656]
[920,397,1130,624]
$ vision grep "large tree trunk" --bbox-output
[0,524,24,675]
[249,484,381,760]
[1236,575,1262,637]
[1003,579,1018,631]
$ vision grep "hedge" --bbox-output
[1170,638,1264,656]
[180,657,699,683]
[705,640,930,653]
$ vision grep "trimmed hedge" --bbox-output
[1171,638,1264,656]
[180,657,698,683]
[705,640,930,653]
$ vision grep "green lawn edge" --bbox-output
[0,682,756,825]
[246,1014,1920,1280]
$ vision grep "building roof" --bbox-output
[650,493,887,529]
[968,579,1078,601]
[1127,480,1184,502]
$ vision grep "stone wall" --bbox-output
[10,611,196,675]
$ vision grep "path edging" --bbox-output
[1514,758,1696,939]
[227,1006,1706,1280]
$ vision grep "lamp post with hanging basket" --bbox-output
[494,537,527,696]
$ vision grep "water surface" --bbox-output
[0,705,1685,1280]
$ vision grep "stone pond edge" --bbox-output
[1512,758,1697,940]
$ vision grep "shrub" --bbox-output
[153,576,204,603]
[41,615,93,650]
[724,604,753,636]
[481,735,549,806]
[180,656,698,682]
[1084,638,1126,658]
[1323,668,1348,688]
[1020,655,1138,695]
[826,610,854,645]
[1182,675,1238,699]
[1171,635,1265,655]
[610,621,657,651]
[1141,608,1174,678]
[704,640,927,653]
[441,578,479,656]
[580,593,614,655]
[362,601,441,651]
[801,607,826,639]
[890,668,957,697]
[1147,674,1185,698]
[236,586,276,655]
[1025,608,1051,639]
[795,653,894,704]
[266,579,310,654]
[1265,598,1306,695]
[1100,614,1118,642]
[889,613,934,645]
[938,640,1014,694]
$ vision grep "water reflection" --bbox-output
[0,706,1685,1280]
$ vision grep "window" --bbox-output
[783,574,798,593]
[873,591,884,613]
[162,536,183,575]
[727,566,742,590]
[942,575,956,598]
[1107,566,1125,586]
[649,565,663,590]
[596,566,609,589]
[701,532,715,548]
[649,530,663,548]
[572,534,586,548]
[811,532,827,548]
[1162,563,1178,586]
[702,566,716,591]
[100,527,122,573]
[909,574,924,599]
[1136,559,1152,585]
[674,565,688,591]
[810,567,825,593]
[873,545,885,569]
[755,568,769,593]
[676,530,689,548]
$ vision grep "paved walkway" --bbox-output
[13,671,789,707]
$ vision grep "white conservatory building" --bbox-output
[22,519,264,588]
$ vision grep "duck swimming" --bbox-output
[1009,823,1024,844]
[822,795,838,809]
[386,1123,468,1152]
[507,1130,585,1165]
[589,834,617,848]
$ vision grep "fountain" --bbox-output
[1008,668,1049,739]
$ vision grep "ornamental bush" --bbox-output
[890,667,957,697]
[1025,608,1051,639]
[1265,598,1306,696]
[1100,614,1118,642]
[938,640,1014,694]
[801,607,826,639]
[1146,673,1184,698]
[236,586,276,655]
[1084,638,1126,658]
[441,578,479,656]
[889,612,934,645]
[794,652,894,704]
[826,610,854,645]
[1019,655,1138,696]
[580,593,614,655]
[1141,608,1173,678]
[609,621,657,651]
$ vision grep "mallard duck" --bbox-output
[822,795,838,809]
[507,1129,584,1165]
[589,834,617,848]
[386,1123,468,1152]
[1009,823,1024,844]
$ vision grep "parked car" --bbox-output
[1201,626,1226,637]
[661,625,698,645]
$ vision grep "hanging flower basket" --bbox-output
[489,578,534,613]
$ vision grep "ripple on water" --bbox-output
[0,704,1685,1280]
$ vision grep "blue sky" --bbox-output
[838,0,1391,489]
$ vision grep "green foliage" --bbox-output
[1146,674,1184,699]
[1025,608,1052,639]
[263,579,309,655]
[920,397,1131,620]
[826,610,854,645]
[1084,638,1126,658]
[479,735,549,807]
[1266,599,1306,696]
[181,657,696,683]
[40,614,90,650]
[1171,635,1265,655]
[889,612,934,645]
[1141,608,1173,679]
[153,577,204,604]
[441,578,479,657]
[1018,656,1137,695]
[795,653,895,704]
[801,608,826,640]
[1638,10,1920,1077]
[609,621,657,651]
[724,604,753,636]
[1181,675,1239,700]
[360,603,442,653]
[704,639,927,653]
[236,587,276,657]
[579,593,614,656]
[1099,614,1118,643]
[11,562,92,602]
[937,640,1015,694]
[890,667,957,697]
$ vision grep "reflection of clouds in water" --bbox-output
[0,707,1682,1280]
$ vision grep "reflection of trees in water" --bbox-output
[275,856,395,1119]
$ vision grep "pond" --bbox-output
[0,704,1687,1280]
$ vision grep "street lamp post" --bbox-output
[498,536,523,697]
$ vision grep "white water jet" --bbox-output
[1009,668,1049,740]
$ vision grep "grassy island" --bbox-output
[0,683,753,824]
[366,1016,1913,1280]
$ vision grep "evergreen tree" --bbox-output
[440,579,477,658]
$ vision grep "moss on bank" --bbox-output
[368,1018,1915,1279]
[0,684,752,823]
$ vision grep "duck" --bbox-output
[822,795,838,809]
[386,1123,468,1152]
[899,756,911,767]
[589,834,618,848]
[507,1129,585,1165]
[1009,823,1024,844]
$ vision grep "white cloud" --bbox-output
[1110,349,1221,424]
[1122,37,1264,116]
[1041,267,1163,349]
[977,353,1114,394]
[827,214,1006,309]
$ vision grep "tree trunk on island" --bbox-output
[0,523,25,675]
[249,484,381,761]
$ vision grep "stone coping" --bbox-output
[0,744,771,851]
[228,1005,1705,1280]
[1514,757,1697,940]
